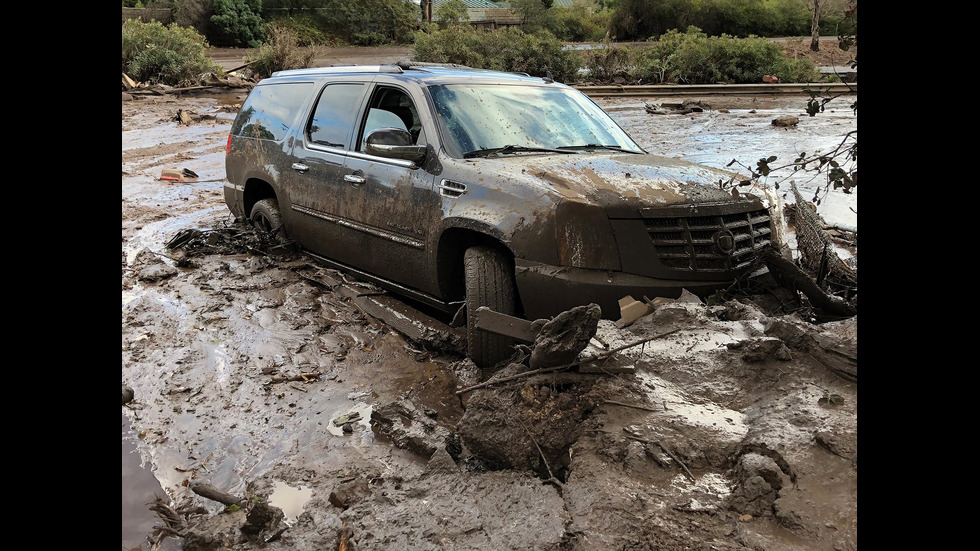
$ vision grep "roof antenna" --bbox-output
[543,71,554,84]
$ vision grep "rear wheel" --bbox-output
[249,198,287,242]
[463,246,517,369]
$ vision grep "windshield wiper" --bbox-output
[557,144,638,153]
[463,144,576,158]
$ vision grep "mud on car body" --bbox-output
[224,63,787,368]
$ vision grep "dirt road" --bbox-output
[122,88,857,550]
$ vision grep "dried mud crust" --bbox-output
[122,95,856,551]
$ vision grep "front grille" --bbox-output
[644,206,772,273]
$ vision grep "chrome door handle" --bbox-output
[291,162,309,173]
[344,174,365,185]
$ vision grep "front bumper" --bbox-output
[514,259,754,321]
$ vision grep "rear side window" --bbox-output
[308,83,366,148]
[231,82,314,141]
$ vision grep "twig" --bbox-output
[456,328,685,395]
[268,372,322,384]
[520,420,564,491]
[591,334,610,349]
[603,400,660,412]
[624,430,696,482]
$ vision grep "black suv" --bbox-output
[224,63,786,367]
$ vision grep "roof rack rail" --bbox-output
[394,61,532,78]
[395,61,474,70]
[271,65,404,77]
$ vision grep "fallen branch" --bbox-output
[603,400,660,412]
[456,328,684,395]
[520,420,564,492]
[190,482,245,507]
[268,372,322,384]
[761,248,855,316]
[624,430,696,482]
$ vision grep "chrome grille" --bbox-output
[644,207,772,273]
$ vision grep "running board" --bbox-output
[305,252,452,313]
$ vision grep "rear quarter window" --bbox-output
[231,82,314,141]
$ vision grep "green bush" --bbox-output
[549,4,612,42]
[211,0,265,47]
[413,26,581,82]
[122,19,223,85]
[259,0,417,46]
[579,40,635,82]
[635,27,818,84]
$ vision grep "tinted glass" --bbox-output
[430,84,643,158]
[231,82,314,141]
[308,83,366,148]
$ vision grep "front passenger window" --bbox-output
[358,87,423,152]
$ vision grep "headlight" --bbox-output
[555,200,622,270]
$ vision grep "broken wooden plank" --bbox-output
[578,363,636,374]
[473,307,546,343]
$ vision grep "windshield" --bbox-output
[429,83,645,158]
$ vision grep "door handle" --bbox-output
[344,174,366,186]
[291,162,309,173]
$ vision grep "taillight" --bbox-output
[225,135,232,154]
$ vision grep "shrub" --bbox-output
[122,19,223,85]
[210,0,265,47]
[549,4,612,42]
[243,24,324,79]
[436,0,469,25]
[579,40,635,82]
[635,27,819,84]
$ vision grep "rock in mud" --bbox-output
[241,501,284,536]
[423,446,461,476]
[530,303,601,368]
[772,115,800,127]
[122,384,134,405]
[370,399,455,458]
[181,509,247,551]
[329,479,371,509]
[727,452,787,517]
[726,336,792,362]
[457,380,598,474]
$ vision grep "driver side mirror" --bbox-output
[364,128,427,164]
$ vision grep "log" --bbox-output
[190,482,245,507]
[761,247,855,316]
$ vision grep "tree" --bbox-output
[808,0,820,51]
[436,0,469,25]
[210,0,265,47]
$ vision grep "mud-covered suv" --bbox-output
[224,63,786,367]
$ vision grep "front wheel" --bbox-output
[249,198,288,242]
[463,246,517,369]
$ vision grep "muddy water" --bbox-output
[122,413,181,551]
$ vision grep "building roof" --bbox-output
[432,0,503,9]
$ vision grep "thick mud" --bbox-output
[122,91,856,551]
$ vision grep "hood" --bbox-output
[466,152,776,218]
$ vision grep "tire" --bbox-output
[463,246,517,369]
[249,198,288,242]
